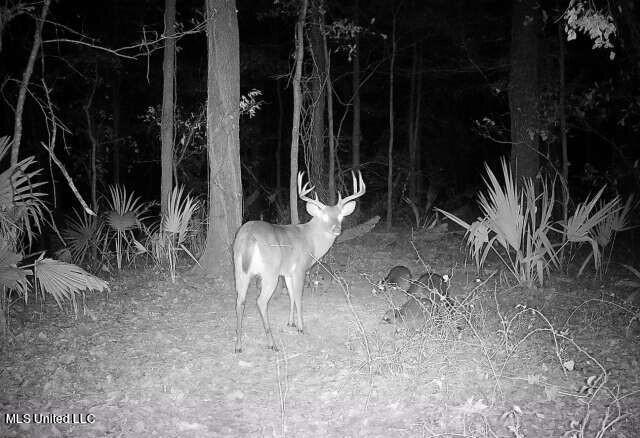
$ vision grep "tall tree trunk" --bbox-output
[276,78,283,194]
[558,20,569,231]
[386,15,396,232]
[112,69,122,185]
[197,0,242,276]
[161,0,176,214]
[407,44,417,200]
[509,0,540,182]
[413,50,423,201]
[323,22,336,204]
[290,0,308,224]
[351,0,361,171]
[11,0,51,166]
[111,0,122,186]
[84,69,98,211]
[309,0,327,201]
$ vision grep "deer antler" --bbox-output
[297,171,325,208]
[337,170,366,206]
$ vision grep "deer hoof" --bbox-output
[267,345,280,352]
[234,347,242,353]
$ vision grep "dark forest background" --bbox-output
[1,0,638,224]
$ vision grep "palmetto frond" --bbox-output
[0,241,31,297]
[62,209,104,265]
[477,159,524,253]
[0,136,49,249]
[33,257,109,311]
[162,186,200,244]
[105,185,147,232]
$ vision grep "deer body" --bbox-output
[233,172,365,353]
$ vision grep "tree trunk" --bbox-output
[290,0,308,224]
[84,69,98,211]
[111,0,122,186]
[197,0,242,277]
[412,50,423,200]
[11,0,51,166]
[276,78,283,194]
[386,15,396,232]
[351,0,361,171]
[407,44,417,200]
[509,0,540,182]
[160,0,176,214]
[558,20,569,231]
[112,70,122,185]
[309,0,327,201]
[323,22,336,205]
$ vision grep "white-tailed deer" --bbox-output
[233,171,366,352]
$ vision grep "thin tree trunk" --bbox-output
[509,0,540,181]
[309,0,327,201]
[290,0,308,224]
[111,0,122,186]
[412,50,423,200]
[11,0,51,166]
[112,70,122,185]
[276,79,283,194]
[351,0,361,171]
[407,44,417,200]
[196,0,242,276]
[161,0,176,214]
[386,15,396,232]
[558,20,569,232]
[84,68,99,211]
[323,22,336,205]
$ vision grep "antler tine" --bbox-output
[338,170,366,205]
[297,171,325,208]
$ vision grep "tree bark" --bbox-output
[386,15,396,231]
[413,50,423,200]
[197,0,242,277]
[558,20,569,229]
[276,78,283,194]
[161,0,176,214]
[112,69,122,185]
[290,0,308,224]
[351,0,361,171]
[11,0,51,166]
[309,0,327,201]
[84,68,99,211]
[509,0,540,182]
[323,21,336,205]
[407,44,417,200]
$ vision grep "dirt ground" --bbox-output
[2,230,639,437]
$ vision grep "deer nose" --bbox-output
[331,223,341,235]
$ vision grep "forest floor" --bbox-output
[2,228,640,437]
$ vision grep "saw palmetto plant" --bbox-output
[0,137,48,251]
[145,186,200,281]
[62,208,105,269]
[437,158,630,286]
[104,185,148,270]
[0,136,109,335]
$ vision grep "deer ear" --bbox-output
[306,202,324,218]
[340,201,356,217]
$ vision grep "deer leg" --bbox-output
[284,274,304,334]
[257,274,279,351]
[284,275,296,328]
[234,272,251,353]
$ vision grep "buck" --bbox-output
[233,171,366,352]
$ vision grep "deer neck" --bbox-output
[302,217,338,260]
